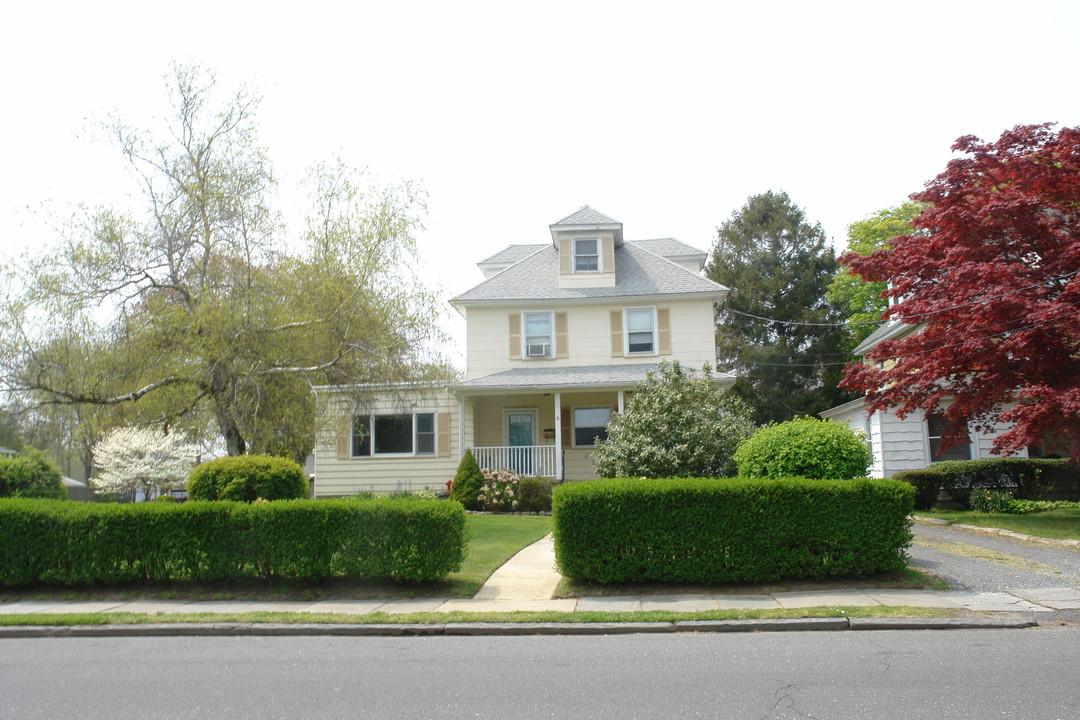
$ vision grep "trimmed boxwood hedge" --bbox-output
[187,455,309,502]
[892,469,944,511]
[552,477,913,584]
[0,497,465,586]
[930,458,1079,503]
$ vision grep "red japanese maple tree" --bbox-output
[840,123,1080,461]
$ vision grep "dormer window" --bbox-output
[573,237,600,272]
[523,311,553,358]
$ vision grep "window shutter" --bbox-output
[509,313,521,359]
[555,312,568,359]
[610,310,623,357]
[657,307,671,355]
[337,416,351,460]
[437,412,450,457]
[561,407,572,449]
[559,238,571,274]
[601,236,615,273]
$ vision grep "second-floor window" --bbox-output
[523,311,553,358]
[625,307,656,354]
[353,413,435,457]
[574,237,599,272]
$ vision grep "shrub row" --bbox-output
[0,497,465,586]
[895,458,1080,509]
[552,477,913,584]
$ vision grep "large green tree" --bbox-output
[706,191,853,424]
[826,202,925,347]
[0,66,450,459]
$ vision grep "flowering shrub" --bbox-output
[477,468,521,512]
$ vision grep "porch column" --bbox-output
[458,397,466,460]
[617,390,625,413]
[554,392,563,481]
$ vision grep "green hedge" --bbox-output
[0,448,66,500]
[552,477,913,584]
[930,458,1079,503]
[0,497,465,585]
[893,469,944,511]
[187,455,309,502]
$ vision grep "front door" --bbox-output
[506,410,536,475]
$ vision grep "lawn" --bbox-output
[0,513,552,603]
[916,507,1080,541]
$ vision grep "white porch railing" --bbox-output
[471,446,559,478]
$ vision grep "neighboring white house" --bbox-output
[821,320,1056,478]
[312,206,734,496]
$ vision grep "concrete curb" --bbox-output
[0,616,1037,639]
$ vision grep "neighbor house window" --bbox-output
[353,413,436,457]
[523,311,553,358]
[573,407,611,447]
[926,413,971,462]
[625,307,656,354]
[574,237,599,272]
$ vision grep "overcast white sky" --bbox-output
[3,0,1079,357]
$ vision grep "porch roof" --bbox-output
[461,363,736,392]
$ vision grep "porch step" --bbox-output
[474,534,562,601]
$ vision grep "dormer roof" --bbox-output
[549,205,623,246]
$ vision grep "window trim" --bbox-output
[573,236,601,273]
[624,306,658,356]
[522,310,554,359]
[925,411,973,463]
[572,405,612,449]
[352,412,437,458]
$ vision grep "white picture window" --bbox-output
[574,237,599,272]
[523,311,553,358]
[352,413,436,457]
[625,307,656,354]
[573,407,611,447]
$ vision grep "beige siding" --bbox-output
[314,388,467,497]
[465,299,717,378]
[564,449,599,481]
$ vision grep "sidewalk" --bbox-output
[3,535,1080,617]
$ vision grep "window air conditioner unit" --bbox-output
[527,343,550,358]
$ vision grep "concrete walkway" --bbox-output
[3,534,1080,617]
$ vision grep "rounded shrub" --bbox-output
[733,417,872,480]
[0,447,66,500]
[187,455,308,502]
[449,449,484,510]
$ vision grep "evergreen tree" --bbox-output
[706,191,853,424]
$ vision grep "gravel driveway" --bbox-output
[909,521,1080,591]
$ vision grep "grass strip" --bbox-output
[916,508,1080,541]
[0,605,962,627]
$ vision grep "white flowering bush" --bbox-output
[91,426,198,498]
[476,468,521,512]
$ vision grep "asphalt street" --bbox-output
[3,630,1079,719]
[909,522,1080,591]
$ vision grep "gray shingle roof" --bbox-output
[462,363,735,390]
[632,238,708,260]
[477,244,546,266]
[550,205,621,227]
[455,241,728,303]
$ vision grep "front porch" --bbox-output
[463,388,630,481]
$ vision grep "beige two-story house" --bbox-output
[311,206,734,496]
